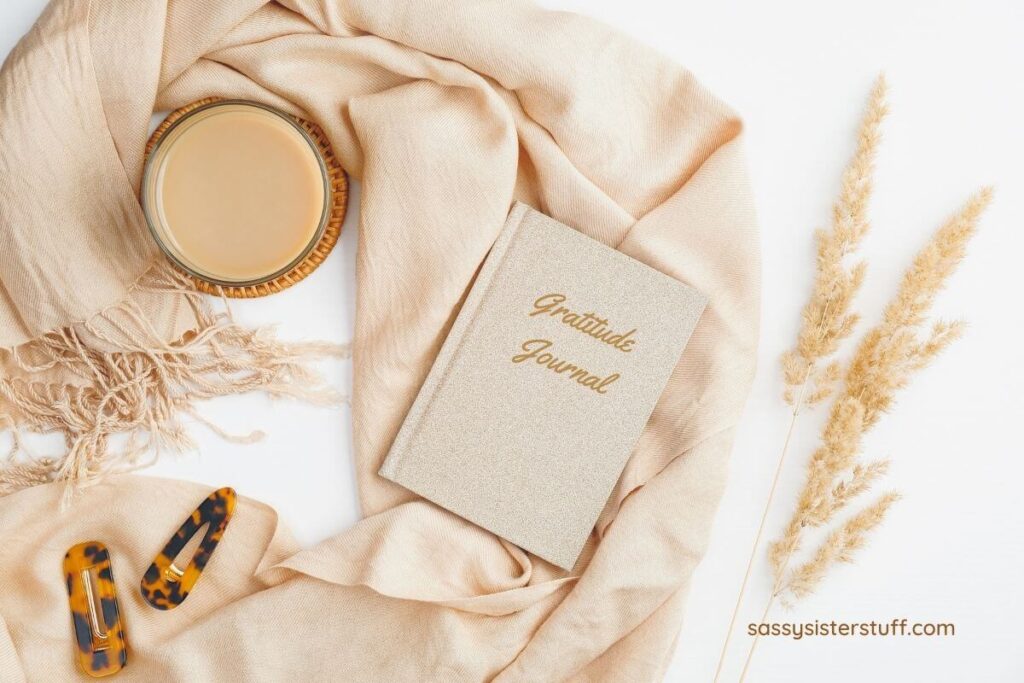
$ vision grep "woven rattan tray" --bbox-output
[144,98,348,298]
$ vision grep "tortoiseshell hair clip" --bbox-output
[63,542,128,678]
[141,486,236,610]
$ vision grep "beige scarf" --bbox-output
[0,0,758,680]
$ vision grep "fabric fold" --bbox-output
[263,500,578,616]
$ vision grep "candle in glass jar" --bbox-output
[142,101,329,285]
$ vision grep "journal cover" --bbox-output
[379,203,708,569]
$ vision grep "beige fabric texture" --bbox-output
[0,0,759,680]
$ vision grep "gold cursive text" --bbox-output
[511,339,620,394]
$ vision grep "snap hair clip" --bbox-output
[140,486,236,611]
[63,541,128,678]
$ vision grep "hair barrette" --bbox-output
[63,541,128,678]
[140,486,236,610]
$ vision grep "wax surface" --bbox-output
[152,105,326,282]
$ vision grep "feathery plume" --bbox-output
[770,188,991,591]
[714,77,890,683]
[781,492,901,600]
[782,75,888,410]
[720,77,991,683]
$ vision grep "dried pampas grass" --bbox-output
[782,491,901,600]
[781,75,887,410]
[713,75,890,683]
[769,187,991,598]
[713,75,993,683]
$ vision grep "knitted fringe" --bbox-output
[0,265,349,505]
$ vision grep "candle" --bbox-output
[142,101,329,285]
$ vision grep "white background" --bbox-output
[2,1,1022,681]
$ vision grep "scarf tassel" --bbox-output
[0,265,349,506]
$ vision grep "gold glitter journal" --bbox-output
[379,203,707,569]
